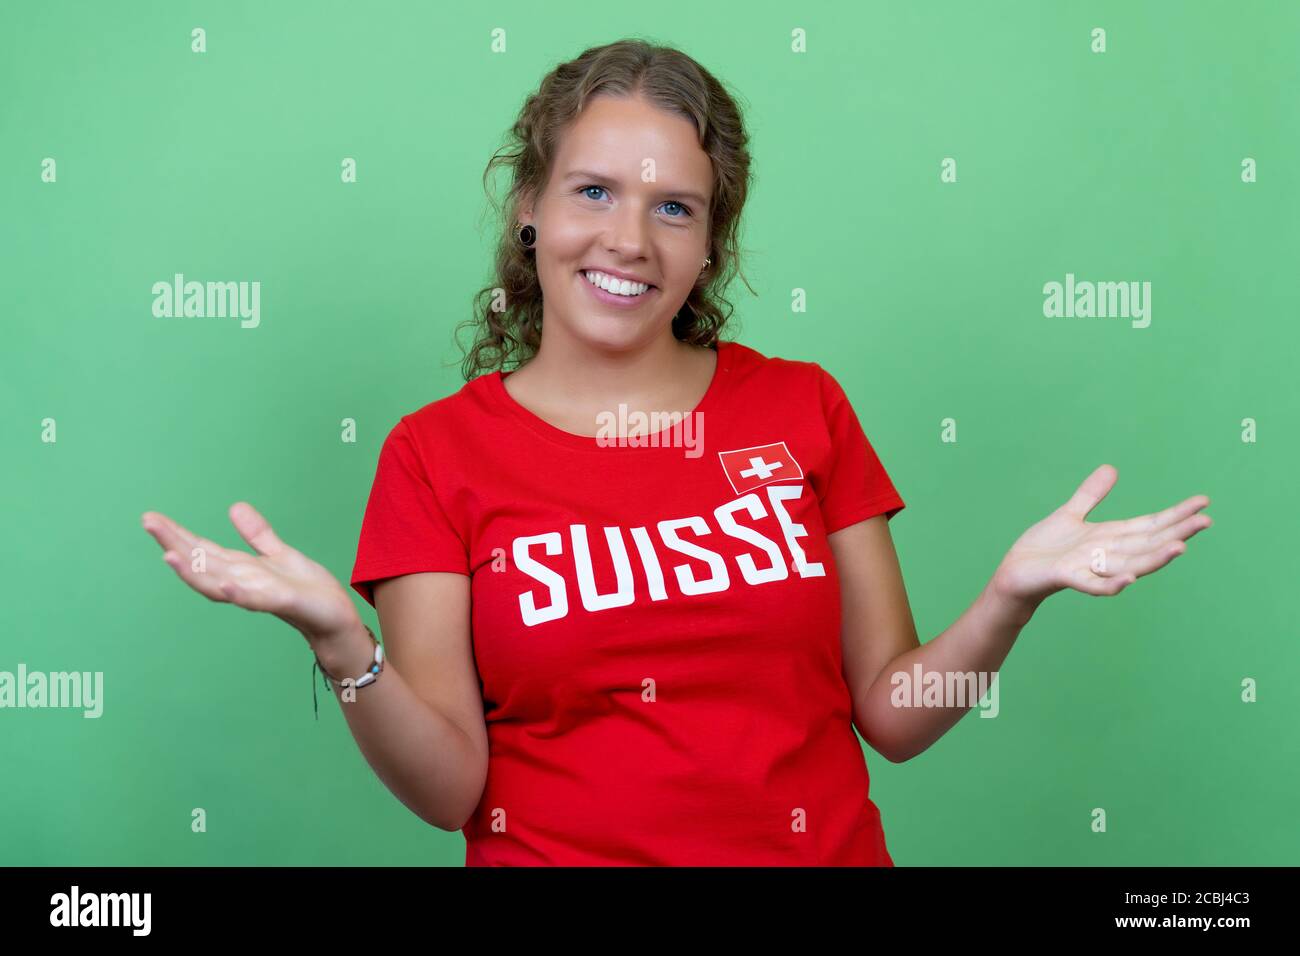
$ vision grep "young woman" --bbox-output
[141,40,1212,866]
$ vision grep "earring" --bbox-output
[517,223,536,248]
[701,257,711,271]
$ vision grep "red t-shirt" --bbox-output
[350,340,906,865]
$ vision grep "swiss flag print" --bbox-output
[717,441,804,495]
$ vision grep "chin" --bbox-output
[565,312,660,352]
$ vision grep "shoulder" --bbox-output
[719,339,825,385]
[719,339,834,408]
[391,372,499,439]
[367,373,501,482]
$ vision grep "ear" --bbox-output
[517,189,536,223]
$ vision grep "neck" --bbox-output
[523,332,706,405]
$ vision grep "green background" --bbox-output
[2,0,1296,865]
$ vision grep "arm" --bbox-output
[833,465,1212,764]
[315,571,489,831]
[831,514,1030,763]
[143,502,489,831]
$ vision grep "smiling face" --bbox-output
[517,93,714,353]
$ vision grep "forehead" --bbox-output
[553,95,713,192]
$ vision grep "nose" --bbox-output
[604,198,650,260]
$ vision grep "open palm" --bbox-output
[991,464,1212,609]
[141,502,359,643]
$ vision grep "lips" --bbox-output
[576,270,657,307]
[579,267,656,288]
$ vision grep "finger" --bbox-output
[142,513,235,565]
[1114,494,1211,536]
[1146,512,1212,548]
[1067,562,1134,596]
[228,501,287,557]
[160,546,236,604]
[143,510,245,566]
[161,543,280,611]
[1059,464,1119,521]
[1101,539,1188,581]
[141,510,202,553]
[186,532,245,570]
[1107,512,1212,554]
[212,562,287,613]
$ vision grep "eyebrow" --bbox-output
[561,168,710,209]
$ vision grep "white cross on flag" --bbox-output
[717,442,804,496]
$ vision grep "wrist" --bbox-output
[309,620,377,678]
[984,572,1043,629]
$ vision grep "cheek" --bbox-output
[665,261,699,289]
[541,215,595,256]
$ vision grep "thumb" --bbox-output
[1058,464,1118,521]
[228,501,287,557]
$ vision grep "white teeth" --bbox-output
[583,270,650,296]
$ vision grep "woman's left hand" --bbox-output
[990,464,1212,617]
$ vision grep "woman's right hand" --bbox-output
[141,502,362,645]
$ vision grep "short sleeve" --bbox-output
[815,365,906,534]
[350,416,470,608]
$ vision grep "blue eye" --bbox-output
[579,185,692,219]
